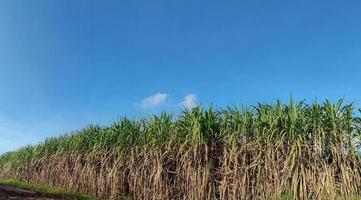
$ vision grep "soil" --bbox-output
[0,185,70,200]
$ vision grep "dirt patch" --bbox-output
[0,185,70,200]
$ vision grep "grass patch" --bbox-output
[0,179,97,200]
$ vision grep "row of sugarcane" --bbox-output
[1,98,361,199]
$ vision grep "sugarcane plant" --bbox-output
[0,98,360,200]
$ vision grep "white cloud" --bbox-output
[140,93,169,108]
[0,113,43,153]
[180,94,197,109]
[0,112,80,154]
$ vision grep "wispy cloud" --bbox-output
[0,113,42,153]
[180,94,197,109]
[140,93,169,108]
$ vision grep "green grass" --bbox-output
[0,179,97,200]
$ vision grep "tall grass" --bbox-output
[1,99,360,199]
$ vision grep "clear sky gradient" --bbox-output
[1,0,361,153]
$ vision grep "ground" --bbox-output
[0,185,69,200]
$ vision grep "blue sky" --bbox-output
[0,0,361,153]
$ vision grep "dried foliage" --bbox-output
[1,99,361,199]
